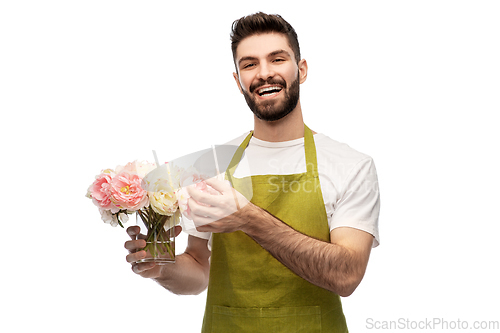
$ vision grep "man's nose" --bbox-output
[256,63,275,81]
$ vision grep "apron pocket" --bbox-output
[212,305,321,333]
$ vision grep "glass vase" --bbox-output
[135,208,179,264]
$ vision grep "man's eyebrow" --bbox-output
[238,50,292,67]
[238,56,258,66]
[268,49,291,58]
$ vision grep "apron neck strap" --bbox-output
[304,124,319,178]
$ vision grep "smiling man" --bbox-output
[235,34,304,122]
[125,12,380,333]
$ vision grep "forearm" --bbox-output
[241,205,362,297]
[154,252,209,295]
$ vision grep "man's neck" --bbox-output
[252,102,305,142]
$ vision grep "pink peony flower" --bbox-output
[176,187,191,218]
[89,169,115,211]
[115,160,156,178]
[110,171,149,211]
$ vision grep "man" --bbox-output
[125,12,380,332]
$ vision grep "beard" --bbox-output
[242,75,300,122]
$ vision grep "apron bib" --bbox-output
[201,125,348,332]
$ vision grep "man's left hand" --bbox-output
[186,178,251,233]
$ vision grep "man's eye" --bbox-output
[273,58,285,63]
[243,63,255,69]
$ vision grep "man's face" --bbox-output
[233,33,307,121]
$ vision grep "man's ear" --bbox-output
[233,72,244,94]
[298,59,308,84]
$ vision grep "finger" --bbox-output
[174,225,182,237]
[196,221,226,233]
[126,249,146,264]
[204,179,242,210]
[204,178,231,193]
[192,215,216,228]
[195,225,211,232]
[132,262,156,274]
[124,239,146,252]
[186,185,219,206]
[195,224,214,233]
[189,199,216,218]
[127,226,141,240]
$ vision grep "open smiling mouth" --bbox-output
[257,85,283,98]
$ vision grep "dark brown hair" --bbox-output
[230,12,301,65]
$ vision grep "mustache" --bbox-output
[250,78,287,93]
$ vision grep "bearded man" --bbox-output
[125,12,380,333]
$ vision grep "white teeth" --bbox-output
[258,86,282,95]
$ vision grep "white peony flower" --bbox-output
[149,190,178,216]
[99,208,129,227]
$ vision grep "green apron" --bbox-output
[201,125,348,332]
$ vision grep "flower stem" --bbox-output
[137,208,175,260]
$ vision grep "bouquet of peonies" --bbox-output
[87,160,189,263]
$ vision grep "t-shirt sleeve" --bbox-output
[330,157,380,247]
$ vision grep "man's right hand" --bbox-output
[124,225,211,295]
[124,226,180,279]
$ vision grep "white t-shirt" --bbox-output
[181,132,380,248]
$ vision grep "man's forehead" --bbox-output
[235,32,294,60]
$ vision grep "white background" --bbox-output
[1,1,499,332]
